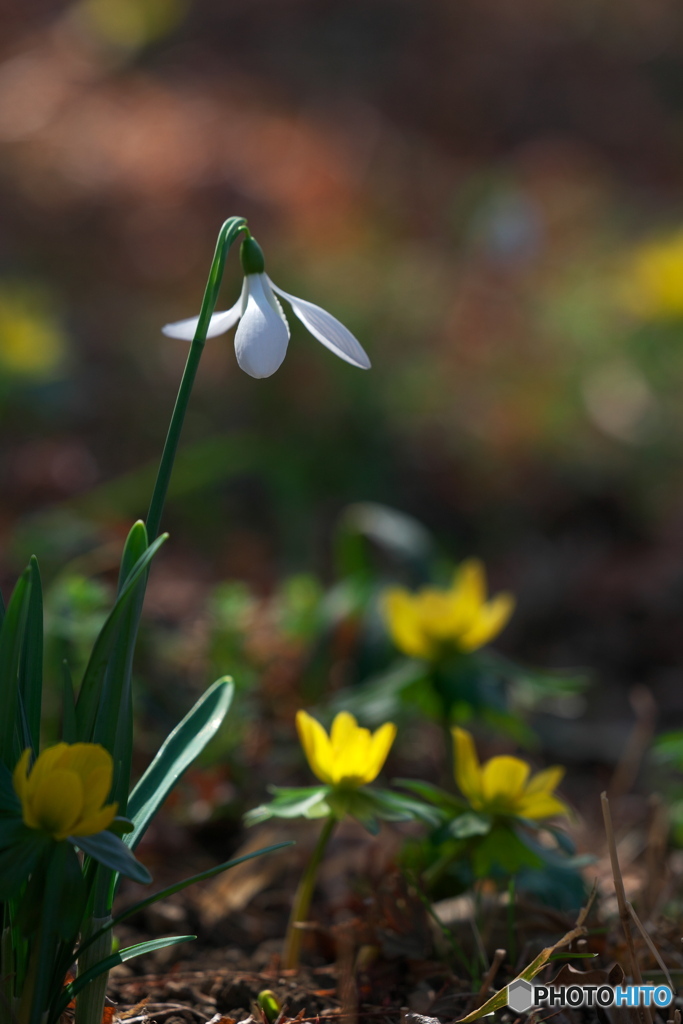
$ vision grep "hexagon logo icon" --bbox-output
[507,979,534,1013]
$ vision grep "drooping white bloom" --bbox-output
[163,271,371,379]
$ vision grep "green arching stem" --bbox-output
[146,215,248,541]
[73,217,248,1024]
[282,815,336,971]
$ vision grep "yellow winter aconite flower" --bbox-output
[13,743,118,842]
[382,559,514,660]
[0,283,66,377]
[296,710,396,788]
[620,230,683,319]
[452,727,568,820]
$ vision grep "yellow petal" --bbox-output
[363,722,397,784]
[296,710,333,784]
[330,711,360,750]
[480,756,530,810]
[517,792,569,820]
[523,765,565,797]
[26,743,70,799]
[518,765,568,819]
[12,748,32,808]
[458,593,515,652]
[382,589,433,659]
[31,768,84,840]
[452,727,483,805]
[62,742,111,780]
[80,765,115,819]
[14,742,119,839]
[61,744,114,817]
[331,715,373,785]
[448,559,487,633]
[71,801,118,837]
[415,590,455,640]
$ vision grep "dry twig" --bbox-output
[472,949,506,1010]
[601,791,652,1024]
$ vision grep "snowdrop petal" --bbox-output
[269,279,371,369]
[234,274,290,378]
[162,286,245,341]
[259,273,289,323]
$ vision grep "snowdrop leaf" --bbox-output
[126,677,234,848]
[54,936,196,1019]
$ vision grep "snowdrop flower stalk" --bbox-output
[147,216,248,539]
[0,217,299,1024]
[163,235,371,379]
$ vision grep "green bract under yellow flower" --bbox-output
[382,559,514,660]
[13,743,118,842]
[452,727,568,821]
[296,710,396,788]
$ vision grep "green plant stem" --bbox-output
[0,925,14,1024]
[282,816,336,971]
[75,916,112,1024]
[146,215,248,541]
[73,217,247,1024]
[16,935,39,1024]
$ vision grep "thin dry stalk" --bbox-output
[472,948,506,1010]
[602,792,652,1024]
[643,795,669,919]
[626,901,674,992]
[336,922,358,1024]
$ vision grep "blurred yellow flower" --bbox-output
[296,710,396,788]
[452,727,568,820]
[382,559,514,660]
[13,743,118,841]
[76,0,187,51]
[620,230,683,319]
[0,283,66,377]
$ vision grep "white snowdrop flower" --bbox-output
[162,237,371,379]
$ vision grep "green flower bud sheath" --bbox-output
[239,236,266,275]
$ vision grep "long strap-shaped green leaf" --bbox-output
[126,677,234,850]
[91,521,148,807]
[19,557,43,753]
[21,843,75,1024]
[51,936,195,1023]
[75,532,167,742]
[61,661,77,743]
[75,841,293,961]
[0,569,31,768]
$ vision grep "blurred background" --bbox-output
[3,0,683,787]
